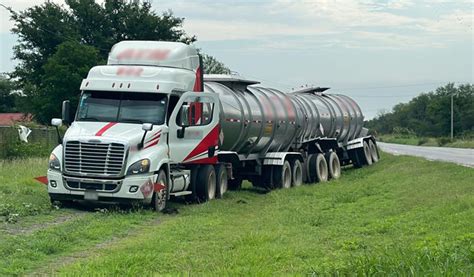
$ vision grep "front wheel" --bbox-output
[152,170,168,212]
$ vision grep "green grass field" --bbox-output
[0,153,473,275]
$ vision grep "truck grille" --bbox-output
[64,179,120,192]
[64,141,126,176]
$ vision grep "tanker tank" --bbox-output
[203,75,364,156]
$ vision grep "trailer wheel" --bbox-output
[215,164,228,198]
[363,141,373,165]
[196,165,216,201]
[151,170,168,212]
[291,160,303,187]
[369,140,379,163]
[273,161,292,189]
[306,154,317,184]
[228,176,242,190]
[326,152,341,179]
[315,153,328,182]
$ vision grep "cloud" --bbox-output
[1,0,472,52]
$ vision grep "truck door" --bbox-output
[168,91,221,164]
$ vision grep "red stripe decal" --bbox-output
[144,138,160,149]
[146,132,162,143]
[95,122,117,136]
[183,125,219,163]
[184,156,218,164]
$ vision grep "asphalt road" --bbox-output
[378,142,474,168]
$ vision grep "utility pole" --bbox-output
[450,93,454,140]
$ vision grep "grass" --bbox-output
[0,153,473,275]
[378,134,474,148]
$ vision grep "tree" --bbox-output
[9,0,196,123]
[31,41,101,123]
[202,54,231,74]
[0,75,17,113]
[366,83,474,137]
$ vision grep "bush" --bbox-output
[392,127,415,138]
[436,137,452,146]
[4,139,51,158]
[417,137,428,145]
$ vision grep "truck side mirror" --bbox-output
[51,118,63,144]
[142,123,153,132]
[177,104,190,139]
[62,100,71,125]
[138,123,153,149]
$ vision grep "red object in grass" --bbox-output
[34,176,48,185]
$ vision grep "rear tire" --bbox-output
[151,170,168,212]
[363,141,373,165]
[369,140,379,163]
[315,153,328,182]
[326,152,341,179]
[196,165,216,202]
[306,154,318,183]
[215,164,228,198]
[273,161,292,189]
[291,160,303,187]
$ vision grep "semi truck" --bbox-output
[46,41,379,211]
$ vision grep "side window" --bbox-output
[176,96,215,127]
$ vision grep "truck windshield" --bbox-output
[76,91,167,125]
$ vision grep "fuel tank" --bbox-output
[203,75,364,155]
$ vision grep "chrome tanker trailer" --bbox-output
[45,41,379,211]
[204,75,379,189]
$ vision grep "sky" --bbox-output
[0,0,473,119]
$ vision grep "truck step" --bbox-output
[170,191,192,197]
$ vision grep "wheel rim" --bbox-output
[155,174,167,211]
[332,158,340,178]
[370,143,378,162]
[208,171,216,200]
[318,158,328,181]
[220,171,228,195]
[283,165,291,188]
[364,143,372,164]
[293,162,303,186]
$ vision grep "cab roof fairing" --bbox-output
[107,41,200,72]
[80,65,196,94]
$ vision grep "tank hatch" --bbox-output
[204,74,260,90]
[291,86,330,94]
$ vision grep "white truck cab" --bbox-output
[46,41,379,212]
[47,41,224,211]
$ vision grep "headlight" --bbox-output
[49,153,61,171]
[127,159,150,175]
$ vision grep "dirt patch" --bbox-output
[0,211,87,236]
[27,217,163,276]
